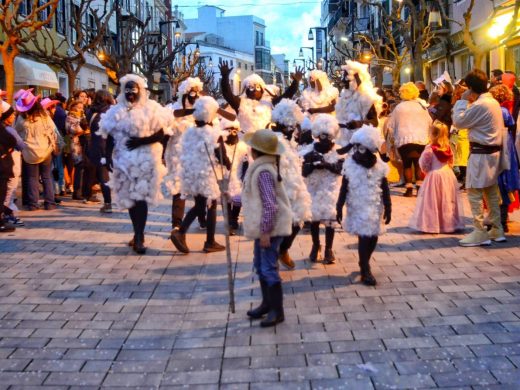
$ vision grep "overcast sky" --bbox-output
[175,1,322,69]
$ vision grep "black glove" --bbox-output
[302,162,314,177]
[336,206,343,224]
[218,61,233,78]
[297,130,314,146]
[346,120,362,130]
[304,150,324,165]
[126,129,165,151]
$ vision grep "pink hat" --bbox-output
[41,97,60,110]
[15,90,40,113]
[13,88,34,101]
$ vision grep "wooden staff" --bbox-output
[204,141,238,313]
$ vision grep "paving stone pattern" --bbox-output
[0,190,519,388]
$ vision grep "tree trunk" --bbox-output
[1,48,18,104]
[373,65,384,88]
[413,51,424,83]
[67,69,78,97]
[473,52,486,71]
[392,67,401,91]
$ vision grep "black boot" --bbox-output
[171,194,185,229]
[132,234,146,254]
[323,227,335,264]
[358,236,378,286]
[260,282,284,327]
[170,228,189,253]
[309,222,322,262]
[403,187,413,197]
[247,280,269,319]
[203,201,224,252]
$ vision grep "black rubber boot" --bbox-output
[247,279,269,319]
[132,234,146,254]
[358,236,378,286]
[129,201,148,255]
[309,222,322,262]
[170,228,189,253]
[260,282,284,327]
[323,227,335,264]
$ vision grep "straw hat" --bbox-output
[244,129,285,156]
[15,90,40,112]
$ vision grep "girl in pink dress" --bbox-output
[409,120,464,233]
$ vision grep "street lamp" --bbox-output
[307,27,328,72]
[299,46,315,63]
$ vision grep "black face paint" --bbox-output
[225,128,239,145]
[124,81,139,104]
[187,90,199,105]
[246,86,263,100]
[352,145,377,168]
[314,138,334,154]
[296,129,313,146]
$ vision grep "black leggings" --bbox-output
[358,235,378,271]
[279,224,301,254]
[310,222,335,249]
[180,195,217,243]
[128,201,148,241]
[398,144,425,184]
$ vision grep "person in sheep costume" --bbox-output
[336,125,392,286]
[270,98,312,269]
[301,114,344,264]
[218,113,249,236]
[163,77,204,229]
[295,116,314,151]
[170,96,227,254]
[98,74,174,254]
[218,61,304,135]
[300,70,339,120]
[336,61,382,148]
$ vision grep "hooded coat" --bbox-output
[98,74,174,209]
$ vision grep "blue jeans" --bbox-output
[253,236,284,286]
[52,154,64,192]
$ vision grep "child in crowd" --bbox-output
[65,100,89,200]
[242,129,292,327]
[409,120,464,233]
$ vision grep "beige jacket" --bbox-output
[453,93,508,189]
[242,155,292,239]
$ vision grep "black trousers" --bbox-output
[83,161,111,203]
[172,193,206,229]
[279,224,301,254]
[358,235,378,272]
[128,201,148,240]
[180,195,217,244]
[398,144,425,184]
[0,178,8,224]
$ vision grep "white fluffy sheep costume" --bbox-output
[271,99,312,224]
[342,125,389,236]
[98,74,174,209]
[238,74,273,135]
[179,96,222,201]
[219,116,249,198]
[301,114,343,222]
[300,70,339,120]
[163,77,204,195]
[336,61,382,147]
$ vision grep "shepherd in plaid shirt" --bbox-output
[242,129,293,328]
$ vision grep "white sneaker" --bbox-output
[459,229,492,247]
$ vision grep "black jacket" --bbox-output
[86,104,113,166]
[0,124,17,179]
[429,94,452,128]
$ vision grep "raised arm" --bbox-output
[219,61,240,113]
[272,66,304,106]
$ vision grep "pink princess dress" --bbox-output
[409,144,464,233]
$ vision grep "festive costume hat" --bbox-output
[311,114,339,138]
[350,124,384,152]
[15,90,40,112]
[271,98,304,127]
[41,97,60,110]
[193,96,219,123]
[178,77,203,96]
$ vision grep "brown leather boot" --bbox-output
[279,251,295,270]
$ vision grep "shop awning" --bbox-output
[14,57,59,89]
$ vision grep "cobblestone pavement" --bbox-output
[1,189,520,389]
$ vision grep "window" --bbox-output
[38,0,53,27]
[55,0,66,35]
[255,31,260,46]
[88,12,96,42]
[19,0,31,16]
[71,3,80,45]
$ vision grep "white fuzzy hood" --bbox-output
[311,114,339,138]
[271,98,304,128]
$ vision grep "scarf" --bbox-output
[431,144,452,163]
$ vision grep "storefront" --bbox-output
[13,57,59,96]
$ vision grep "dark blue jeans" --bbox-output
[253,236,284,286]
[26,156,55,208]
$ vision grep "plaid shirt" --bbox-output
[258,170,277,234]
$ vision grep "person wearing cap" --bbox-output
[300,70,339,121]
[14,90,57,211]
[218,111,249,236]
[218,61,303,135]
[242,129,292,327]
[163,77,206,230]
[170,96,226,254]
[429,80,453,129]
[1,102,25,226]
[98,74,174,254]
[336,61,381,148]
[301,114,344,264]
[269,99,312,269]
[452,69,507,247]
[336,125,392,286]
